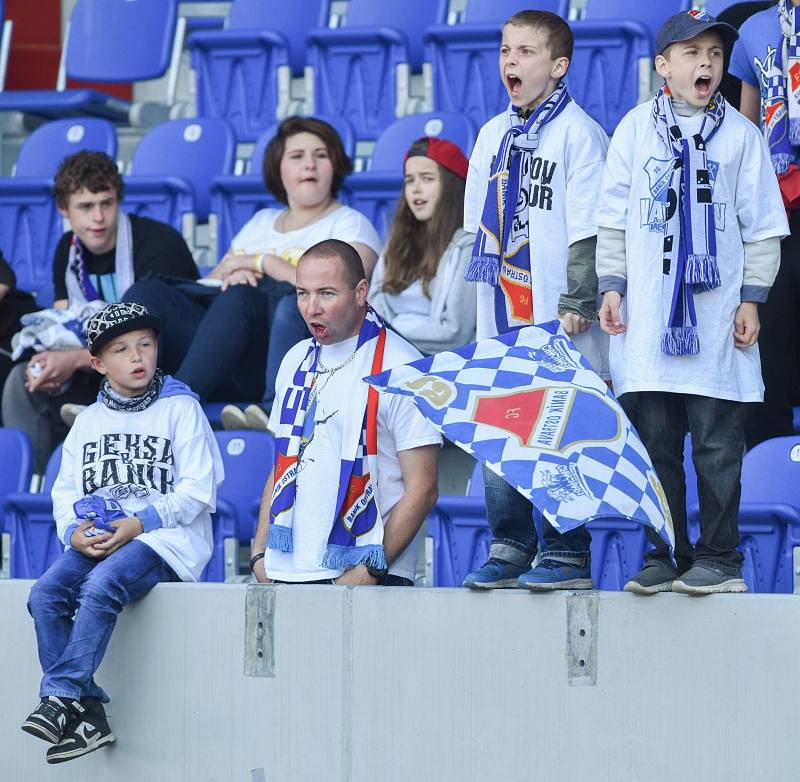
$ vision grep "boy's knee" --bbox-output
[27,576,63,615]
[79,570,126,613]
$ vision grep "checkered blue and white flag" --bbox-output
[366,321,674,549]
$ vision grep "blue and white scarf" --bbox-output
[652,86,725,356]
[65,209,134,309]
[268,307,388,572]
[465,83,572,333]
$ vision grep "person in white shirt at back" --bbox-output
[250,239,441,586]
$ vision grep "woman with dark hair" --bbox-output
[124,117,381,413]
[369,136,476,354]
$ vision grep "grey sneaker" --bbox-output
[220,404,248,430]
[624,559,678,595]
[244,404,270,432]
[671,562,747,595]
[21,696,83,744]
[46,698,115,764]
[59,404,86,428]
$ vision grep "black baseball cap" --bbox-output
[656,10,739,56]
[86,302,161,355]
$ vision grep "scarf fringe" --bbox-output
[464,254,500,285]
[685,254,721,290]
[321,543,387,572]
[772,151,794,176]
[661,326,700,356]
[791,117,800,146]
[267,523,293,553]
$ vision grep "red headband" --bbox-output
[404,136,469,180]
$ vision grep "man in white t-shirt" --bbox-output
[597,11,789,595]
[250,239,441,585]
[462,10,609,592]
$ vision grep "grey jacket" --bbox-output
[369,228,477,355]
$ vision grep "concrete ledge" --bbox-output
[1,580,797,781]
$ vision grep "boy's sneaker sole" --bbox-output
[624,579,674,595]
[671,577,747,596]
[20,697,78,744]
[464,577,520,589]
[20,719,61,744]
[46,731,115,764]
[519,577,594,591]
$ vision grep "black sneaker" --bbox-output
[46,699,115,764]
[672,562,747,595]
[21,696,81,744]
[624,559,679,595]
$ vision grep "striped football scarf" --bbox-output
[465,83,572,333]
[268,306,388,572]
[652,86,725,356]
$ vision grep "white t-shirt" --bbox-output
[595,102,789,401]
[230,204,382,266]
[464,100,610,376]
[266,330,442,582]
[52,393,225,582]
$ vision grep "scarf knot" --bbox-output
[465,83,572,332]
[652,86,725,356]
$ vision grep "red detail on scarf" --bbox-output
[274,452,297,481]
[499,275,534,323]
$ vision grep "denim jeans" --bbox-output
[629,391,745,573]
[123,277,272,402]
[27,541,177,702]
[483,465,591,568]
[261,293,310,410]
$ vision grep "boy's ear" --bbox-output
[90,354,108,376]
[655,53,670,81]
[551,56,569,80]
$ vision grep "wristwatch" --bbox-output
[365,561,388,581]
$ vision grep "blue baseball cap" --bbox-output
[655,10,739,56]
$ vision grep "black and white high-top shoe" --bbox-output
[46,698,116,764]
[21,696,82,744]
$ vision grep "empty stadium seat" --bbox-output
[582,0,691,43]
[201,431,274,582]
[123,118,236,245]
[209,114,356,260]
[188,0,331,142]
[0,118,118,304]
[0,0,182,125]
[0,428,33,578]
[3,445,63,579]
[307,0,448,139]
[344,112,476,239]
[424,0,568,131]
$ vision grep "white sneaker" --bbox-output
[220,405,248,430]
[59,404,86,428]
[244,404,270,432]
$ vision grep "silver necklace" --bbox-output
[316,348,357,375]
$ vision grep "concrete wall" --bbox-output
[1,580,797,782]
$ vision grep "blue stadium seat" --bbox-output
[343,112,476,239]
[582,0,691,43]
[201,431,274,582]
[703,0,738,17]
[0,428,33,577]
[123,118,236,242]
[3,445,63,579]
[424,0,568,131]
[0,0,180,123]
[688,436,800,592]
[188,0,331,142]
[793,406,800,434]
[209,115,356,260]
[307,0,448,139]
[0,119,118,304]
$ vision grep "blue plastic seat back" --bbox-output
[370,113,476,171]
[213,431,274,542]
[308,0,447,139]
[427,500,492,587]
[65,0,178,82]
[586,517,647,590]
[582,0,691,44]
[740,437,800,505]
[462,0,567,21]
[127,118,236,223]
[0,428,33,506]
[15,119,118,177]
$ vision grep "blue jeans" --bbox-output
[27,541,177,702]
[262,293,310,410]
[627,392,745,573]
[483,466,591,568]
